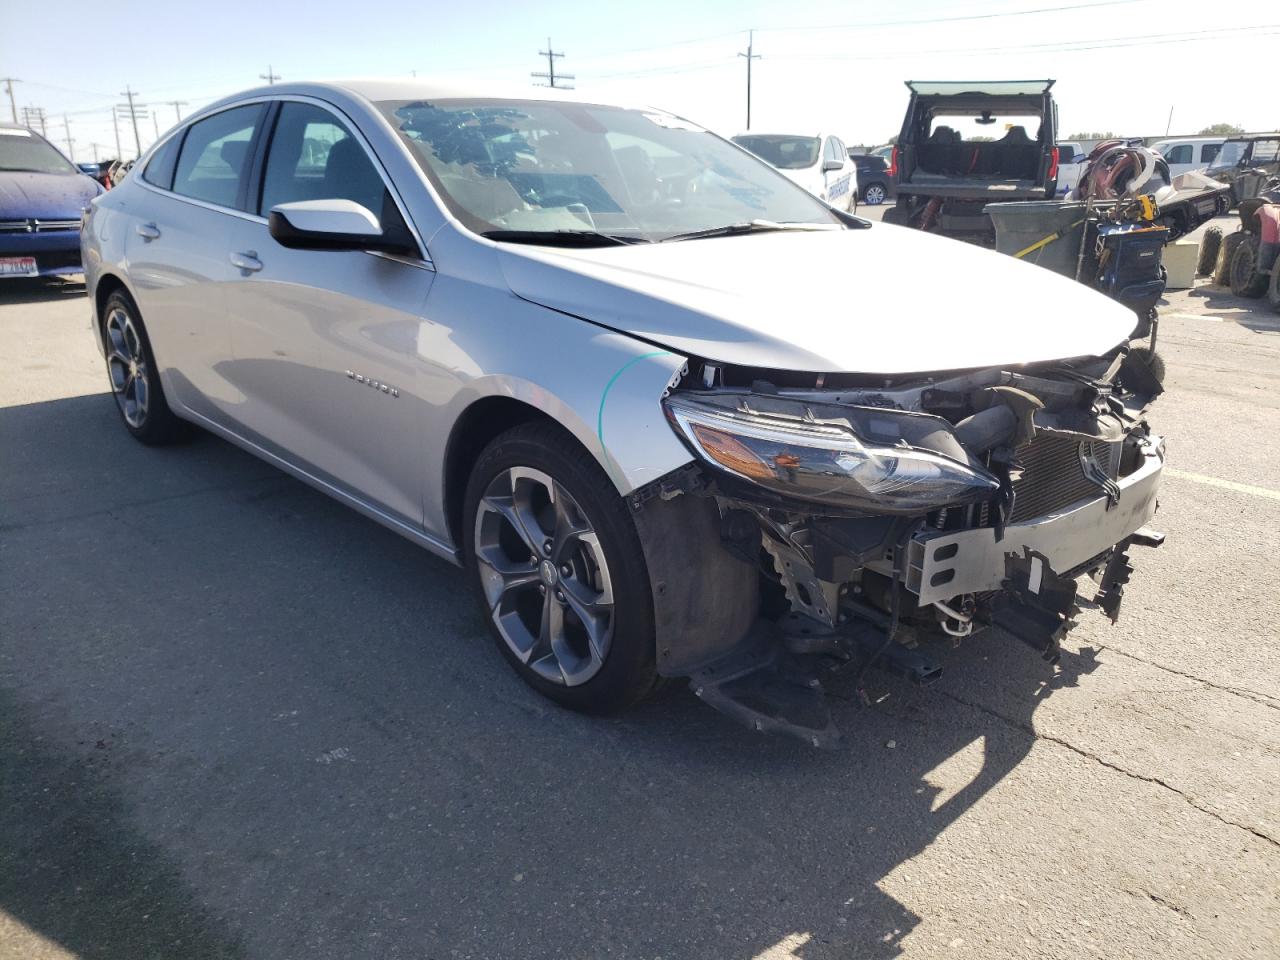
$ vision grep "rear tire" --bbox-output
[1230,237,1268,298]
[862,182,887,205]
[1196,226,1222,276]
[1267,264,1280,314]
[462,420,659,715]
[1213,231,1248,286]
[100,290,188,445]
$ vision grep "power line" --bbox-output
[757,0,1146,33]
[737,30,761,131]
[532,37,574,89]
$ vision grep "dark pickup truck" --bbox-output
[884,80,1060,243]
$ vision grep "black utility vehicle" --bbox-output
[1205,134,1280,207]
[885,80,1060,243]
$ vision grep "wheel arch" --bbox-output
[92,272,131,342]
[442,395,558,550]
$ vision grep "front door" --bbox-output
[220,100,434,527]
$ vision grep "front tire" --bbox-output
[101,290,187,445]
[862,182,887,205]
[462,421,659,714]
[1213,231,1248,286]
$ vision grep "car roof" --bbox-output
[202,78,658,115]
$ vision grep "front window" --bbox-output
[0,127,77,174]
[378,100,838,242]
[732,134,820,170]
[1207,140,1245,171]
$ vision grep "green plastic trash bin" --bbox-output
[984,201,1090,277]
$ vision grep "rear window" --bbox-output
[142,134,182,190]
[927,114,1041,142]
[1253,139,1280,163]
[732,135,819,170]
[172,104,265,210]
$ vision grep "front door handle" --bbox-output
[229,251,263,273]
[135,222,160,240]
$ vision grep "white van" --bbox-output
[731,131,858,211]
[1149,137,1225,179]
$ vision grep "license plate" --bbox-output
[0,256,38,278]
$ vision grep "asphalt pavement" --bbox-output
[1,220,1278,959]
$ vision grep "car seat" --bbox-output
[322,137,386,216]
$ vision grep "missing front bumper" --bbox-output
[907,434,1164,606]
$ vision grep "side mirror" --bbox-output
[822,158,844,173]
[268,199,414,255]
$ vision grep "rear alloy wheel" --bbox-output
[463,422,659,713]
[1230,237,1269,298]
[862,183,887,206]
[101,291,187,445]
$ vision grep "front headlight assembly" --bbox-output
[663,394,1000,514]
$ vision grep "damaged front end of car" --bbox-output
[630,346,1166,747]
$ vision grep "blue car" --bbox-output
[1,123,103,280]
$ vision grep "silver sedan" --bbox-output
[82,80,1164,745]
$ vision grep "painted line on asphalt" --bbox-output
[1164,467,1280,502]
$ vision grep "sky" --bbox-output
[1,0,1276,161]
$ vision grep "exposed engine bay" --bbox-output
[632,345,1166,746]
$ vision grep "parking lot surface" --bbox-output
[2,219,1278,959]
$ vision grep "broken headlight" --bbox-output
[663,394,999,514]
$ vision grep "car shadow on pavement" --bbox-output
[0,277,88,305]
[0,392,1098,959]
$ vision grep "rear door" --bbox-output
[220,98,435,526]
[125,103,266,421]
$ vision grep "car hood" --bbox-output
[495,224,1137,374]
[0,171,101,220]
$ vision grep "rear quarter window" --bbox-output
[142,134,182,190]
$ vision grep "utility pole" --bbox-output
[21,105,47,136]
[531,38,574,89]
[260,65,281,84]
[119,87,142,157]
[152,112,160,140]
[738,30,761,130]
[112,109,122,159]
[167,100,187,123]
[90,142,107,162]
[1165,105,1174,137]
[62,115,74,162]
[1,77,19,123]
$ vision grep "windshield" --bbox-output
[1207,140,1245,171]
[731,135,820,170]
[378,99,840,242]
[0,128,78,174]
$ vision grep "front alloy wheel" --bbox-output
[863,183,887,205]
[105,307,150,427]
[474,466,615,687]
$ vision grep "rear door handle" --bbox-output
[135,222,160,240]
[229,251,263,273]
